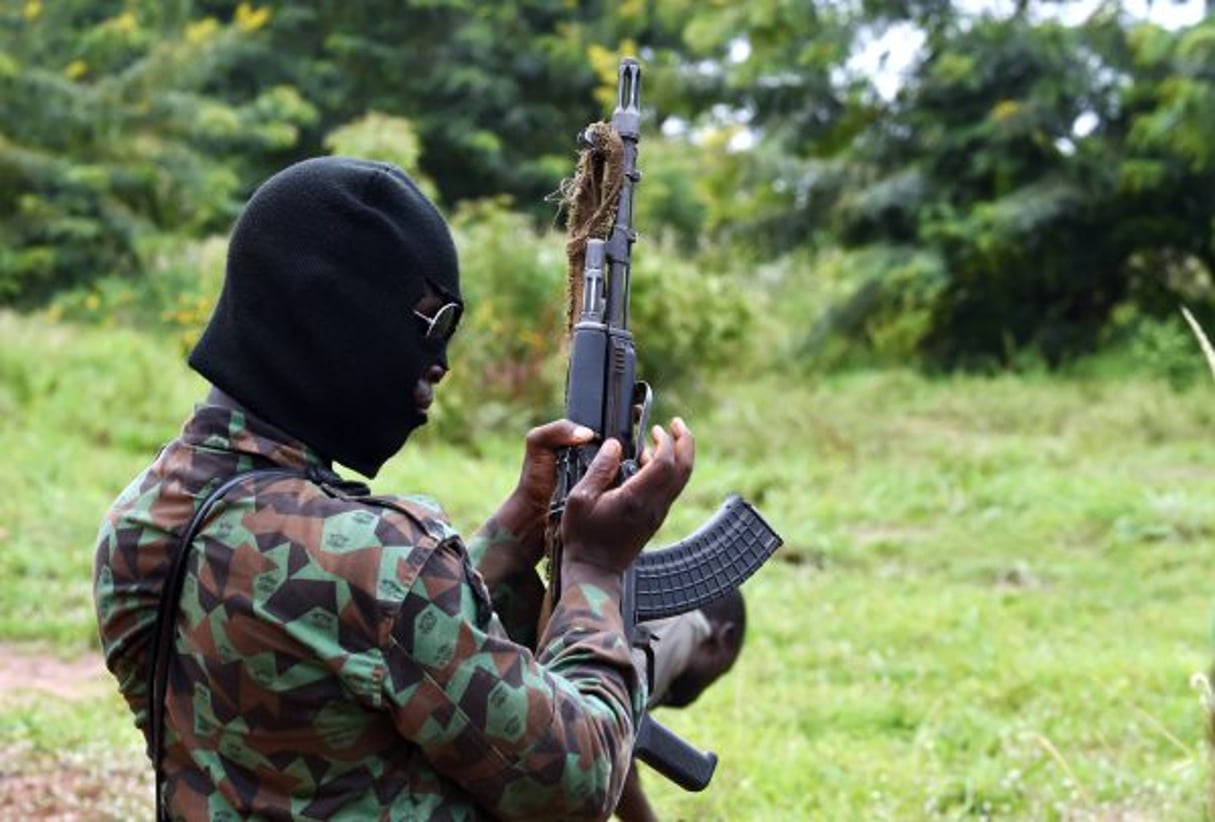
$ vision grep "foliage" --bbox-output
[188,0,678,214]
[430,200,569,443]
[641,4,1215,369]
[0,0,314,305]
[3,0,1215,375]
[799,13,1215,368]
[1072,303,1215,391]
[322,112,436,197]
[46,234,228,353]
[800,244,948,369]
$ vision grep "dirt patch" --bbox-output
[0,645,109,704]
[0,743,148,821]
[0,647,147,819]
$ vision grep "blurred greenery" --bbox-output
[1,0,1212,372]
[3,0,1215,816]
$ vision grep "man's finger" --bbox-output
[648,424,674,465]
[670,416,695,476]
[570,438,623,498]
[637,443,654,467]
[527,419,597,450]
[622,426,677,496]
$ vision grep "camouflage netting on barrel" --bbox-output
[559,121,623,335]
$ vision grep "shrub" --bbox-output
[47,234,227,354]
[798,245,948,371]
[40,195,756,446]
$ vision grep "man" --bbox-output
[93,156,694,820]
[614,591,746,822]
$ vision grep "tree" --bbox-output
[0,0,314,304]
[190,0,683,214]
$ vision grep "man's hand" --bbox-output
[562,418,695,577]
[492,419,598,566]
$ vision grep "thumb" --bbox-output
[572,439,623,498]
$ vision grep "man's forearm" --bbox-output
[385,544,642,820]
[467,515,546,646]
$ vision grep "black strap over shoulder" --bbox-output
[146,463,440,820]
[145,461,444,815]
[147,468,301,820]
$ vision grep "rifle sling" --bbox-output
[147,468,301,820]
[147,464,441,818]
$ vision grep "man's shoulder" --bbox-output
[368,492,460,543]
[220,479,459,554]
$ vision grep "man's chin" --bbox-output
[406,411,430,433]
[396,409,430,446]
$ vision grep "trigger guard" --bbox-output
[633,381,653,446]
[620,459,641,481]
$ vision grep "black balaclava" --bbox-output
[188,156,461,478]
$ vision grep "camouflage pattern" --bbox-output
[94,398,645,820]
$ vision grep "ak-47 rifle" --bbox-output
[545,58,784,792]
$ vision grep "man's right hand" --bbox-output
[560,418,695,576]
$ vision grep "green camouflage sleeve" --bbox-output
[383,538,642,820]
[465,519,545,649]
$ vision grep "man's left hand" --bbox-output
[499,418,597,564]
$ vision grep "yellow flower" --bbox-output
[186,18,219,46]
[23,1,41,22]
[64,60,88,81]
[107,11,137,35]
[619,0,644,19]
[991,99,1022,122]
[235,3,271,33]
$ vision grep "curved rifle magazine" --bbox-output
[632,495,783,622]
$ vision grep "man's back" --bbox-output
[95,400,485,817]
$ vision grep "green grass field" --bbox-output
[2,308,1213,818]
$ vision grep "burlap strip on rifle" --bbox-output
[561,122,624,333]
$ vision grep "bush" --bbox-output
[797,245,948,371]
[428,200,570,444]
[47,234,227,354]
[629,237,754,386]
[1066,304,1215,388]
[36,194,757,447]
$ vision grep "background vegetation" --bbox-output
[5,0,1215,380]
[2,0,1215,818]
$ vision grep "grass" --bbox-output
[2,308,1214,818]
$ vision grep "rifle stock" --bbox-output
[634,714,718,792]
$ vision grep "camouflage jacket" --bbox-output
[93,397,644,820]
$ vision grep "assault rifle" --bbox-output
[548,58,783,792]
